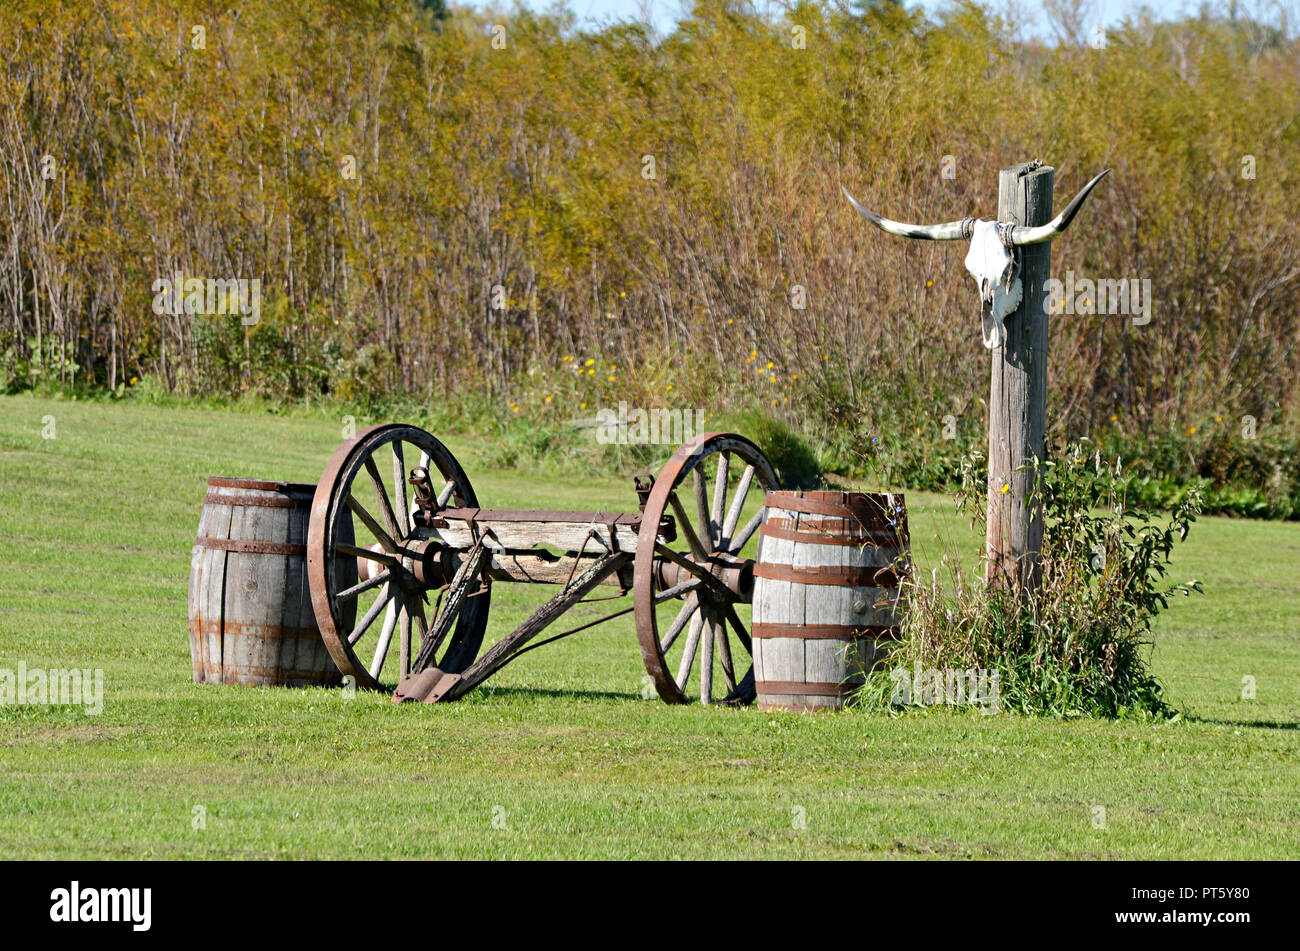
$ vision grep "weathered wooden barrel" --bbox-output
[188,478,343,687]
[751,491,909,711]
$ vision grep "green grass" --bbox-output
[0,393,1297,859]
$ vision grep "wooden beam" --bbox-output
[986,162,1053,592]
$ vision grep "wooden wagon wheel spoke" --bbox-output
[436,479,456,508]
[392,440,410,535]
[674,610,704,692]
[720,464,756,549]
[715,611,738,694]
[348,585,394,646]
[335,543,399,568]
[717,599,754,655]
[345,496,400,553]
[710,451,729,541]
[667,492,709,561]
[336,569,391,602]
[699,604,715,704]
[653,577,701,604]
[731,508,765,554]
[692,467,714,552]
[369,596,401,679]
[403,598,426,679]
[659,592,700,653]
[654,542,711,583]
[363,456,402,540]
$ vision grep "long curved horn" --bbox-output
[841,186,974,241]
[1009,169,1112,246]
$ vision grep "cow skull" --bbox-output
[965,219,1021,349]
[842,169,1110,350]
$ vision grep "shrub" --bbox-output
[852,446,1203,718]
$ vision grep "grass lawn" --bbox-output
[0,393,1296,859]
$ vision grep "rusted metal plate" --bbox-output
[392,667,446,703]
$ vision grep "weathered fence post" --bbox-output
[842,161,1110,595]
[986,162,1053,592]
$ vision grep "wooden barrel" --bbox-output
[188,478,342,687]
[751,491,909,711]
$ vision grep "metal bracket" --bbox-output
[633,473,654,511]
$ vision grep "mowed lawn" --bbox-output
[0,394,1296,859]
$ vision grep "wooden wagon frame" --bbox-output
[305,424,781,705]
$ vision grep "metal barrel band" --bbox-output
[751,622,900,640]
[202,491,311,510]
[752,562,903,587]
[190,619,321,640]
[764,490,905,521]
[194,536,307,556]
[757,520,905,548]
[755,680,861,697]
[206,477,315,493]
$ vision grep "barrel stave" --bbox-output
[753,491,909,711]
[187,479,341,687]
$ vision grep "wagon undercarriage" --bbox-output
[305,424,779,705]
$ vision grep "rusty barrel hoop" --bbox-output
[751,490,909,711]
[188,477,343,687]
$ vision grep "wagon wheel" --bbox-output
[307,424,491,692]
[634,432,780,705]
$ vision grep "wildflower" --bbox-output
[585,358,595,366]
[766,361,774,369]
[666,384,673,391]
[925,280,933,287]
[1188,426,1197,435]
[1110,414,1117,421]
[545,396,552,404]
[620,291,626,298]
[130,376,139,384]
[1000,483,1010,494]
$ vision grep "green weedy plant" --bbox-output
[852,445,1203,718]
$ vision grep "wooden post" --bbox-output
[986,162,1053,592]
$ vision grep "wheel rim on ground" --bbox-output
[307,424,490,691]
[633,432,780,705]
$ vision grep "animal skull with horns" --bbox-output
[842,169,1111,349]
